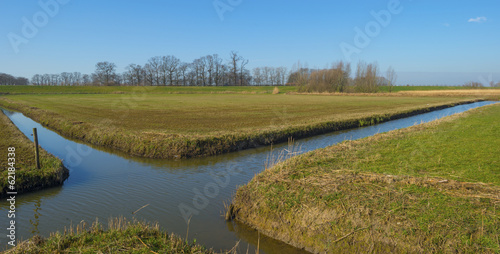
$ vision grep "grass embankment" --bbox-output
[0,85,297,95]
[0,111,68,198]
[232,103,500,253]
[0,93,478,159]
[7,218,222,253]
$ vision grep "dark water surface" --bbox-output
[1,101,497,252]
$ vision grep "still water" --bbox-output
[1,101,497,252]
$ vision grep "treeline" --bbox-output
[0,73,29,86]
[463,81,500,88]
[30,51,290,87]
[9,52,500,90]
[291,62,395,93]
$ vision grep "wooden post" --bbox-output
[33,128,40,169]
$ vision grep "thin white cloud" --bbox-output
[468,16,487,23]
[443,23,450,27]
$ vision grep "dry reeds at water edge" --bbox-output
[265,138,302,171]
[224,201,236,221]
[224,138,302,222]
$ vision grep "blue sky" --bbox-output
[1,0,499,85]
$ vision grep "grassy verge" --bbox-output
[0,111,68,198]
[6,218,223,253]
[232,103,500,253]
[0,93,479,159]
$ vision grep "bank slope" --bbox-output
[1,110,68,198]
[232,103,500,253]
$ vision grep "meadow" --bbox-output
[232,103,500,253]
[0,87,479,158]
[0,110,68,197]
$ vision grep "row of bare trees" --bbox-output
[32,72,94,86]
[0,73,29,86]
[129,52,253,86]
[293,61,397,93]
[29,52,257,86]
[252,66,288,86]
[462,81,500,88]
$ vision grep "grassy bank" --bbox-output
[0,93,478,159]
[7,218,222,253]
[0,111,68,198]
[232,103,500,253]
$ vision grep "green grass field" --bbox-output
[0,91,477,158]
[0,110,68,197]
[232,103,500,253]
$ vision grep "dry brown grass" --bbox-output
[288,89,500,100]
[398,89,500,99]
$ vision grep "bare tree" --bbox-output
[277,67,288,86]
[143,63,155,86]
[177,63,190,86]
[31,74,42,86]
[239,58,249,86]
[161,55,180,86]
[42,74,50,86]
[146,56,162,86]
[60,72,71,86]
[192,57,207,86]
[463,81,483,89]
[82,74,91,85]
[50,74,60,86]
[386,66,397,93]
[354,62,380,93]
[252,67,263,86]
[94,61,117,86]
[229,51,241,86]
[125,64,144,86]
[211,54,224,86]
[72,72,82,85]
